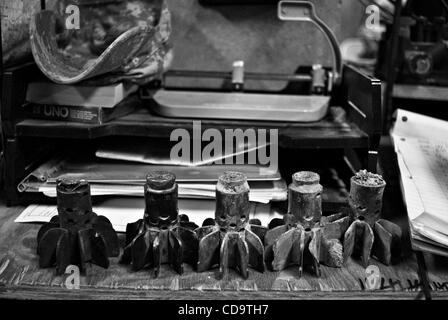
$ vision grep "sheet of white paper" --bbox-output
[393,109,448,142]
[396,137,448,223]
[395,147,424,221]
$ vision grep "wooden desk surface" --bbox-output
[0,203,447,300]
[1,136,448,299]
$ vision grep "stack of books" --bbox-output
[22,82,139,124]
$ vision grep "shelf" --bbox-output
[15,107,369,149]
[393,84,448,101]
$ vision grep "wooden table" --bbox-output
[0,202,447,300]
[1,136,447,300]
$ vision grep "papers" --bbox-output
[18,156,280,187]
[17,155,286,203]
[14,198,280,233]
[29,180,287,204]
[392,109,448,253]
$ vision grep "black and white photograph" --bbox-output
[0,0,447,308]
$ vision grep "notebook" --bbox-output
[391,109,448,256]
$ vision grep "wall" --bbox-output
[166,0,344,90]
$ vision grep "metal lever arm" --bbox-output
[278,1,342,85]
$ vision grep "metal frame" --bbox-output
[277,1,343,85]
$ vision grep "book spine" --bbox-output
[21,104,103,124]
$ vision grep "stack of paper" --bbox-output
[14,198,282,232]
[391,109,448,256]
[18,154,287,204]
[30,180,287,204]
[92,139,287,203]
